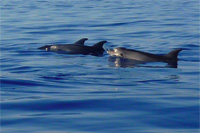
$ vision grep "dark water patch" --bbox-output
[182,44,200,48]
[1,98,155,111]
[55,4,73,8]
[11,37,36,41]
[41,76,65,80]
[10,69,40,73]
[36,0,48,3]
[145,106,199,128]
[4,66,33,71]
[0,77,72,89]
[137,79,170,84]
[89,20,159,28]
[161,34,199,39]
[1,79,46,87]
[160,23,187,26]
[157,30,179,34]
[90,22,133,27]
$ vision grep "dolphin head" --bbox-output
[38,45,53,51]
[107,47,125,58]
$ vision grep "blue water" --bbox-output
[1,0,199,132]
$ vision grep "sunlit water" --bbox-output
[1,0,199,133]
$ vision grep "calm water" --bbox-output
[1,0,200,133]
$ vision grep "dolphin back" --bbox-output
[164,49,182,60]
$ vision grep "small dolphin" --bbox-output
[38,38,107,55]
[107,47,182,62]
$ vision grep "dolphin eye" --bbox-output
[120,53,123,57]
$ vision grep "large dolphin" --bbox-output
[107,47,182,62]
[38,38,107,55]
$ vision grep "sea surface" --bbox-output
[1,0,199,133]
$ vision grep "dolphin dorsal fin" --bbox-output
[92,41,107,48]
[74,38,88,45]
[164,49,182,59]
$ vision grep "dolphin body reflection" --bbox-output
[108,56,178,68]
[38,38,107,56]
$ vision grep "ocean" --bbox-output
[1,0,199,132]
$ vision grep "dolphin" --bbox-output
[38,38,107,55]
[107,47,182,62]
